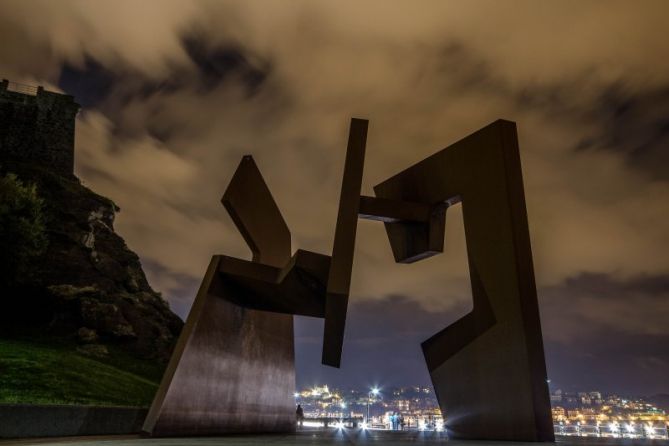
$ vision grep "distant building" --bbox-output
[397,399,410,412]
[0,79,80,177]
[589,391,602,400]
[552,406,566,421]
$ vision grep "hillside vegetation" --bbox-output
[0,336,163,406]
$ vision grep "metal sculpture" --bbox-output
[144,117,553,442]
[143,119,368,436]
[358,119,554,441]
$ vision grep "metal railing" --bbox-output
[2,79,39,95]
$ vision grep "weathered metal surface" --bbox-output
[145,119,370,435]
[144,155,296,436]
[143,256,296,436]
[358,196,432,223]
[222,155,291,267]
[145,118,552,441]
[219,250,330,318]
[322,118,368,367]
[367,120,553,442]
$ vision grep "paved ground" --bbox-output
[2,429,668,446]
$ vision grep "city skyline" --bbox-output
[293,383,669,405]
[290,382,669,438]
[2,1,668,396]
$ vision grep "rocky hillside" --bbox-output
[0,163,183,363]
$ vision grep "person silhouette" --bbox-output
[296,404,304,427]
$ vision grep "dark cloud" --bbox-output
[296,273,669,396]
[590,86,669,181]
[59,58,116,108]
[540,273,669,395]
[295,295,469,389]
[541,273,669,342]
[182,34,270,95]
[546,333,669,397]
[1,0,668,394]
[558,273,669,298]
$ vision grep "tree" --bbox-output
[0,172,48,288]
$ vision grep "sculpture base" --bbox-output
[143,257,296,436]
[429,330,554,442]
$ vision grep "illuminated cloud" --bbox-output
[1,0,668,393]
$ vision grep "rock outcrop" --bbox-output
[1,163,183,362]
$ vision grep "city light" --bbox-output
[366,387,382,424]
[551,390,668,439]
[292,384,667,438]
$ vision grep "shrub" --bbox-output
[0,172,48,288]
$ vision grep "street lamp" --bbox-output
[367,387,380,425]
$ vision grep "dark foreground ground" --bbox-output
[2,428,669,446]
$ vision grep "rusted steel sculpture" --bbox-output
[145,118,553,442]
[143,119,367,436]
[358,120,553,441]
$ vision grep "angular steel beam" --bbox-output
[358,195,432,223]
[322,118,367,367]
[222,155,291,267]
[218,250,329,318]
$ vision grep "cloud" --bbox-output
[2,0,669,392]
[295,295,469,389]
[295,286,669,396]
[541,273,669,343]
[1,0,197,77]
[539,273,669,394]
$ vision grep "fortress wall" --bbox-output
[0,80,80,177]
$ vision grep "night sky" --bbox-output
[2,1,668,397]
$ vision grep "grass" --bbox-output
[0,336,165,406]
